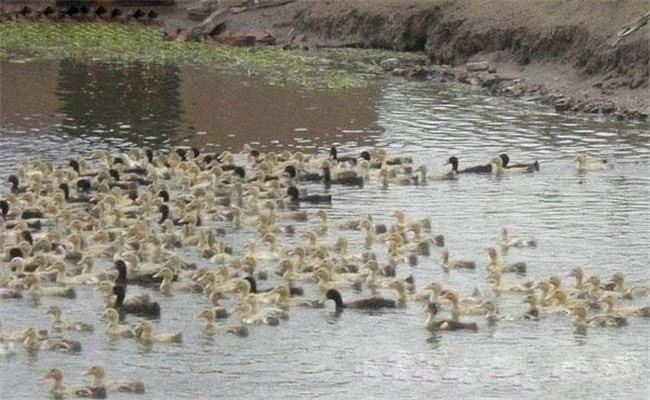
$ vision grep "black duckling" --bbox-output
[114,260,164,287]
[446,156,492,174]
[286,186,332,204]
[158,204,201,226]
[329,146,359,164]
[499,154,540,171]
[113,285,161,318]
[244,276,304,296]
[7,175,27,193]
[59,183,91,203]
[325,289,396,311]
[69,159,99,177]
[283,165,322,183]
[322,163,363,186]
[422,303,479,331]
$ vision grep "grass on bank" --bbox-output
[0,21,366,89]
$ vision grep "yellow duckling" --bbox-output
[41,368,106,399]
[25,274,76,298]
[607,272,650,297]
[23,327,82,353]
[521,294,540,320]
[46,260,99,285]
[135,321,182,344]
[269,284,315,308]
[416,164,457,183]
[440,291,485,321]
[153,267,202,295]
[489,269,534,294]
[573,153,611,171]
[100,308,135,338]
[46,305,94,332]
[197,309,248,337]
[566,267,586,291]
[499,227,537,249]
[570,305,626,329]
[599,294,650,318]
[315,210,361,231]
[440,249,476,271]
[84,365,145,394]
[414,281,444,303]
[421,303,478,332]
[485,247,526,274]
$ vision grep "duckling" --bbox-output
[440,249,476,271]
[315,267,362,292]
[521,294,540,321]
[46,260,99,285]
[197,309,248,337]
[446,156,491,174]
[269,284,317,308]
[414,281,444,303]
[208,290,232,319]
[570,305,626,328]
[153,267,202,295]
[46,305,94,332]
[485,247,526,274]
[489,269,533,294]
[416,165,457,183]
[566,267,587,291]
[112,285,161,318]
[606,272,650,298]
[421,303,478,331]
[440,291,485,321]
[286,186,332,204]
[84,365,145,394]
[100,308,135,338]
[315,210,361,231]
[499,154,539,171]
[25,274,76,298]
[490,156,535,173]
[135,321,182,344]
[324,289,396,311]
[499,228,537,249]
[599,294,650,318]
[573,153,611,171]
[41,368,106,399]
[235,294,287,325]
[23,327,82,353]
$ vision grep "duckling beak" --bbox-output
[152,270,162,278]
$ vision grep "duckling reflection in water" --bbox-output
[41,368,106,399]
[84,365,145,394]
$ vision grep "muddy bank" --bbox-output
[199,0,649,119]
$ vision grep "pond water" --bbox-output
[1,57,649,399]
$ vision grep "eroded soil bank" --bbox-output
[205,0,649,119]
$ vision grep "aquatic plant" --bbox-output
[0,21,366,89]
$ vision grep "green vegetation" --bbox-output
[0,21,366,89]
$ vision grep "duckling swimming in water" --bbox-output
[421,303,478,331]
[570,305,627,328]
[23,327,82,354]
[25,274,76,299]
[46,305,94,332]
[573,153,611,171]
[446,156,491,174]
[499,228,537,249]
[323,289,396,311]
[41,368,106,399]
[100,308,135,338]
[599,294,650,318]
[499,154,539,171]
[485,247,526,274]
[84,365,145,394]
[198,309,248,337]
[440,249,476,271]
[135,321,182,344]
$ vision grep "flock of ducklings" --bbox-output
[0,144,646,398]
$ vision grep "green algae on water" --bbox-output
[0,21,366,89]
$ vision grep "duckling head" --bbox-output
[198,309,216,322]
[484,247,498,262]
[41,368,64,384]
[84,365,105,379]
[573,154,587,163]
[101,308,120,323]
[46,260,66,274]
[548,276,562,289]
[153,267,174,280]
[45,305,62,318]
[209,290,225,306]
[522,294,537,306]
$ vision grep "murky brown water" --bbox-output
[1,57,649,399]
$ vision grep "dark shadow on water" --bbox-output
[56,60,183,147]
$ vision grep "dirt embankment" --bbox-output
[213,0,650,118]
